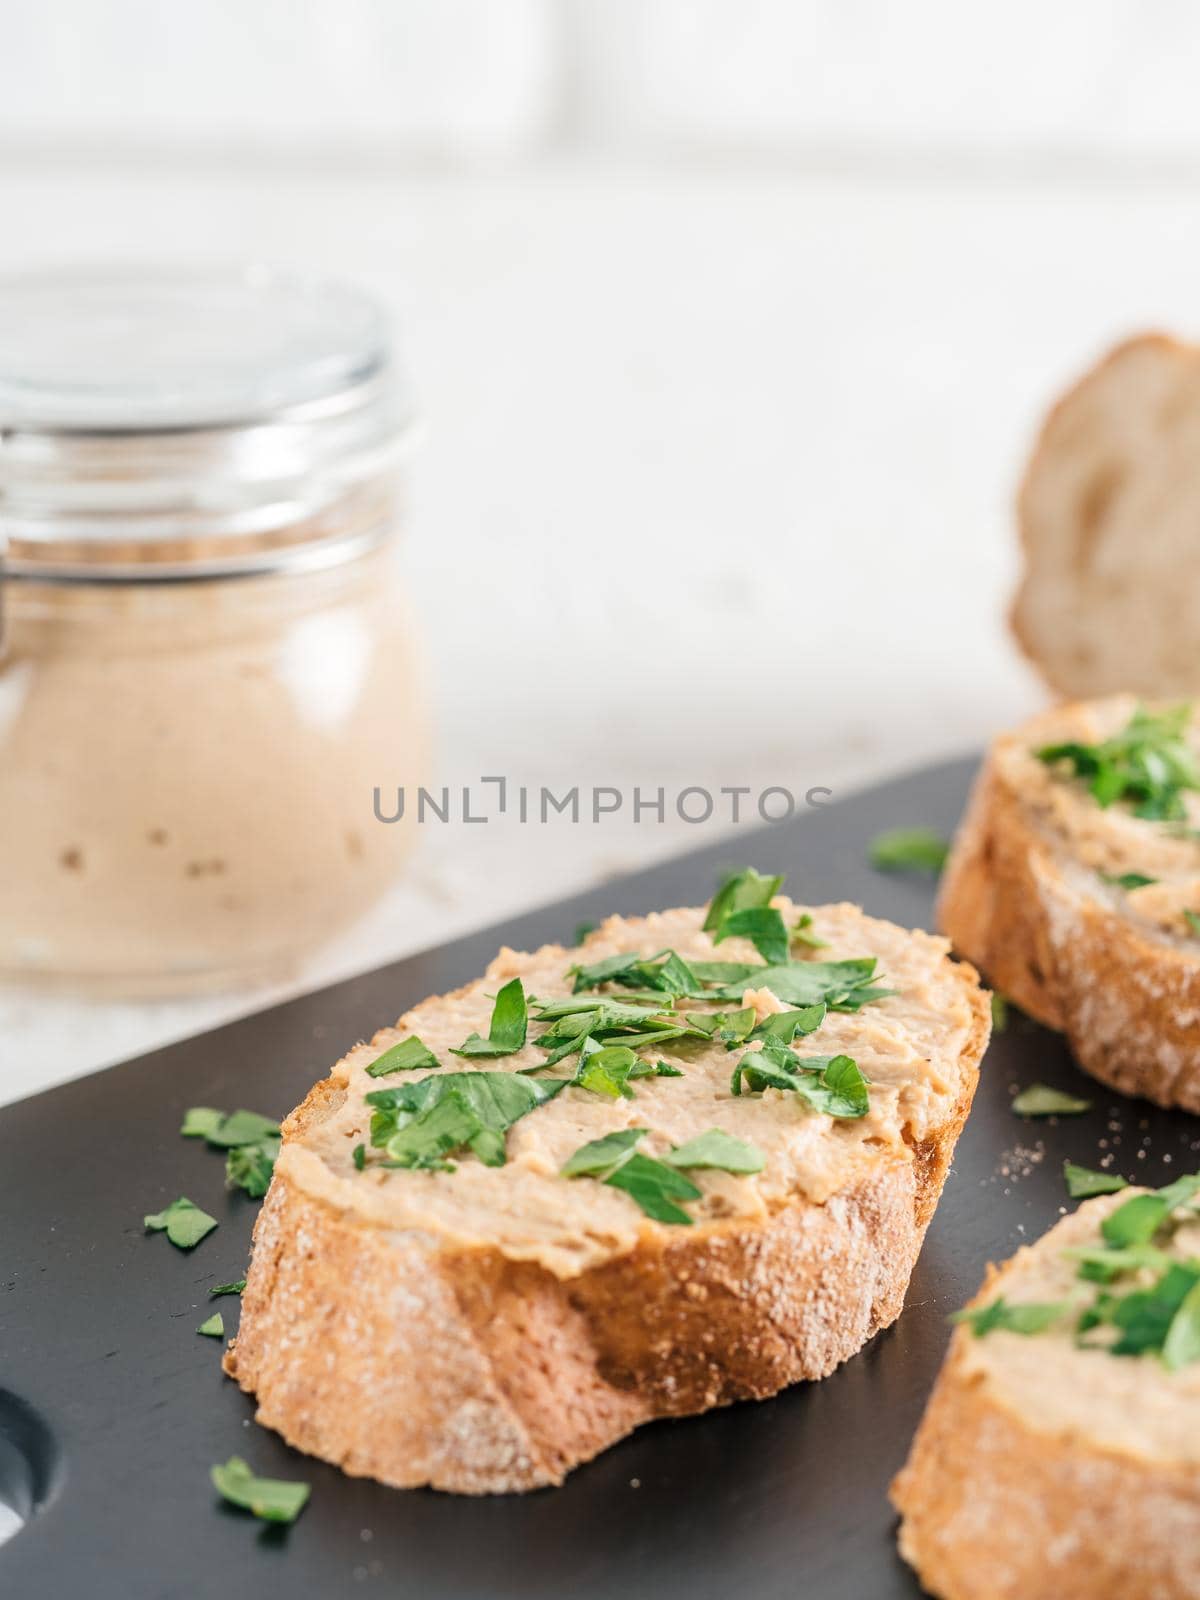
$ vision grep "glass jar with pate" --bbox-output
[0,266,426,992]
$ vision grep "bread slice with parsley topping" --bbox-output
[1012,332,1200,699]
[892,1176,1200,1600]
[940,695,1200,1111]
[225,874,989,1493]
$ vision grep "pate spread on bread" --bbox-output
[225,876,989,1492]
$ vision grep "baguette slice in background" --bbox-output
[939,695,1200,1111]
[1013,332,1200,699]
[892,1182,1200,1600]
[226,886,989,1494]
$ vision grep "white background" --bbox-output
[4,0,1200,1101]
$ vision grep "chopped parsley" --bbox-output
[561,1125,763,1224]
[225,1139,279,1199]
[1011,1084,1091,1117]
[181,1107,224,1139]
[703,867,783,933]
[1102,871,1158,891]
[574,1042,640,1100]
[951,1298,1068,1337]
[868,828,950,873]
[1101,1173,1200,1248]
[209,1280,246,1298]
[791,913,828,950]
[197,1109,281,1149]
[365,1035,440,1077]
[144,1196,218,1250]
[1037,702,1200,820]
[451,977,528,1058]
[730,1037,870,1119]
[197,1312,224,1338]
[211,1457,310,1524]
[365,1070,566,1169]
[662,1129,764,1173]
[990,992,1008,1032]
[713,905,790,965]
[1063,1161,1129,1199]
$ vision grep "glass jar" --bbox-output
[0,266,426,993]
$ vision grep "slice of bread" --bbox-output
[225,895,989,1493]
[892,1185,1200,1600]
[1012,332,1200,699]
[939,695,1200,1111]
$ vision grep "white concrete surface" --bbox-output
[4,149,1199,1104]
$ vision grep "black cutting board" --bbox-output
[5,755,1198,1600]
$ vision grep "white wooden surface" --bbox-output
[0,146,1195,1103]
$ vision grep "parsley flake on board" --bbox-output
[365,1035,441,1077]
[868,828,950,874]
[225,1139,280,1200]
[199,1109,281,1149]
[180,1108,224,1139]
[197,1312,224,1338]
[209,1280,246,1298]
[144,1196,218,1251]
[1037,702,1200,820]
[1064,1161,1129,1200]
[1011,1084,1091,1117]
[211,1458,310,1525]
[451,977,529,1058]
[951,1298,1068,1337]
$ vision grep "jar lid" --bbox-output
[0,265,416,579]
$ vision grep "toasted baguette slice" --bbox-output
[1012,332,1200,699]
[940,695,1200,1111]
[892,1188,1200,1600]
[225,897,989,1494]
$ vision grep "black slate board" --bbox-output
[6,754,1200,1600]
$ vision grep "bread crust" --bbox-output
[891,1270,1200,1600]
[1010,331,1199,699]
[225,950,989,1494]
[939,747,1200,1111]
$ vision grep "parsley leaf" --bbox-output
[748,1004,827,1044]
[451,977,528,1058]
[209,1280,246,1298]
[574,1042,639,1100]
[1065,1243,1169,1284]
[197,1312,224,1338]
[706,957,886,1011]
[713,905,790,965]
[572,920,598,945]
[144,1196,218,1250]
[662,1129,764,1174]
[951,1298,1067,1337]
[1011,1084,1091,1117]
[1037,703,1200,820]
[1101,1174,1200,1248]
[366,1069,566,1169]
[605,1153,701,1225]
[1108,1262,1200,1357]
[1064,1161,1129,1200]
[1102,871,1158,891]
[365,1036,440,1077]
[703,867,784,933]
[990,992,1008,1032]
[201,1109,281,1149]
[731,1037,870,1118]
[226,1137,280,1199]
[560,1127,647,1177]
[791,913,828,950]
[181,1108,224,1139]
[211,1457,310,1524]
[869,828,950,873]
[1163,1278,1200,1371]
